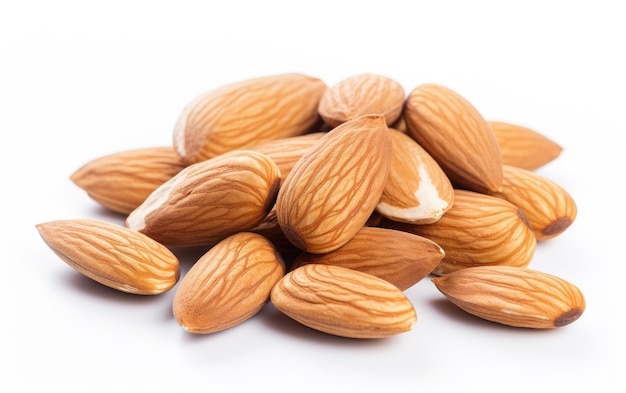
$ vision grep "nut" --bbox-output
[317,73,405,127]
[70,147,186,214]
[431,265,585,328]
[290,226,444,291]
[376,128,454,224]
[173,232,285,334]
[173,73,327,165]
[126,149,280,247]
[276,114,392,253]
[404,83,503,193]
[271,264,417,338]
[36,219,180,295]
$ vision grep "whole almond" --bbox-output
[271,264,417,338]
[290,226,444,291]
[276,114,392,253]
[431,265,585,328]
[173,73,327,165]
[490,165,577,240]
[71,147,186,214]
[248,132,326,187]
[173,232,285,334]
[318,73,405,127]
[404,84,503,193]
[126,149,280,247]
[36,219,179,295]
[376,129,454,224]
[489,121,563,171]
[381,189,536,275]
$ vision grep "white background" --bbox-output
[2,1,624,392]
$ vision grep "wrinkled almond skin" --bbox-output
[126,150,280,247]
[173,232,285,334]
[71,147,186,214]
[376,129,454,224]
[271,264,417,338]
[290,227,444,291]
[276,114,392,254]
[248,132,326,187]
[36,219,180,295]
[173,73,327,164]
[381,189,536,275]
[489,121,563,171]
[490,165,577,241]
[318,73,405,127]
[404,84,503,194]
[432,265,585,328]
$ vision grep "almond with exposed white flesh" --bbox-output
[126,150,280,247]
[271,264,417,338]
[173,232,285,334]
[36,219,179,295]
[432,265,585,328]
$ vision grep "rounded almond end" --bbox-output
[554,308,584,327]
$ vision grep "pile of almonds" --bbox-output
[36,73,585,338]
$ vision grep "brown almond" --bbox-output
[276,114,392,254]
[404,84,503,193]
[318,73,405,127]
[381,189,536,275]
[271,264,417,338]
[36,219,179,295]
[126,150,280,247]
[376,129,455,224]
[291,226,444,291]
[490,165,577,240]
[432,265,585,328]
[173,73,327,164]
[173,232,285,334]
[489,121,563,171]
[71,147,186,214]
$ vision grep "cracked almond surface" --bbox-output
[432,265,585,328]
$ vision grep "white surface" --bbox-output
[3,1,624,392]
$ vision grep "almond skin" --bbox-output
[431,265,585,328]
[248,132,326,187]
[271,264,417,338]
[381,189,536,275]
[276,114,392,254]
[376,128,454,224]
[318,73,405,127]
[290,227,444,291]
[490,165,577,240]
[71,147,186,214]
[489,121,563,171]
[36,219,180,295]
[173,232,285,334]
[173,73,327,165]
[404,84,503,194]
[126,150,281,247]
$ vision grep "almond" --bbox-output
[290,227,444,291]
[36,219,180,295]
[173,232,285,334]
[431,265,585,328]
[250,207,303,259]
[381,189,536,275]
[173,73,327,165]
[248,132,326,187]
[317,73,405,127]
[489,121,563,171]
[490,165,577,240]
[276,114,392,253]
[404,84,503,193]
[271,264,417,338]
[71,147,186,214]
[376,128,454,224]
[126,149,280,247]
